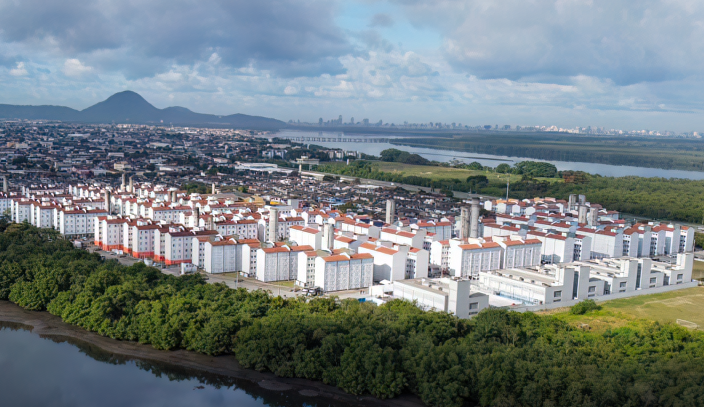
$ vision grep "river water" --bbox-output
[0,323,329,407]
[274,130,704,180]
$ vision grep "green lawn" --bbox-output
[551,287,704,331]
[371,161,562,184]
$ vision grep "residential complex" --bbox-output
[0,121,698,319]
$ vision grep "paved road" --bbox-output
[86,244,141,267]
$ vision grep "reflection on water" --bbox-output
[0,322,337,407]
[274,130,704,180]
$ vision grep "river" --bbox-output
[0,321,342,407]
[273,130,704,180]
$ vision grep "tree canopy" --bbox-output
[2,224,704,406]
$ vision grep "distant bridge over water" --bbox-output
[283,136,391,143]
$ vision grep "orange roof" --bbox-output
[262,246,290,253]
[335,236,354,243]
[290,245,314,252]
[322,254,351,262]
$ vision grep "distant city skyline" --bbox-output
[1,1,704,133]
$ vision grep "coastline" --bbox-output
[0,300,424,407]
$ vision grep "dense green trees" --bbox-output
[2,224,704,406]
[380,148,431,165]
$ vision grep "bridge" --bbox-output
[286,136,390,143]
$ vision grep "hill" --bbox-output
[0,91,285,130]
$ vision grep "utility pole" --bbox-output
[506,175,510,201]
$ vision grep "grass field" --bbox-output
[372,161,561,184]
[552,287,704,331]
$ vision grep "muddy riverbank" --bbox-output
[0,300,424,407]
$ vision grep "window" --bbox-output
[677,274,683,281]
[469,302,478,310]
[588,286,596,293]
[650,277,656,284]
[620,282,627,288]
[554,291,562,298]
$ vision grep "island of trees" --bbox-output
[1,222,704,406]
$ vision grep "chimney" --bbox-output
[105,190,111,214]
[194,206,200,228]
[385,199,396,224]
[323,223,335,251]
[578,204,587,224]
[568,194,576,211]
[2,176,7,193]
[470,198,481,239]
[128,176,134,193]
[460,206,471,239]
[121,173,126,192]
[211,183,216,195]
[171,191,177,203]
[588,208,598,227]
[268,208,279,242]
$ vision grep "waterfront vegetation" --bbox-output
[392,132,704,172]
[317,159,704,223]
[3,224,704,406]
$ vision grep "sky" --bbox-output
[0,0,703,132]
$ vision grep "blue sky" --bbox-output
[1,0,703,132]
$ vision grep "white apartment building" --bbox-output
[289,225,322,250]
[314,252,374,292]
[358,242,409,282]
[11,198,32,223]
[412,221,453,240]
[256,245,313,282]
[379,227,426,249]
[527,232,574,264]
[214,219,259,240]
[240,239,261,276]
[576,228,623,259]
[406,247,430,279]
[203,238,238,274]
[496,237,543,269]
[448,239,502,279]
[429,240,451,272]
[58,207,107,238]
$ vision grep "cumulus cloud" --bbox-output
[9,61,28,76]
[1,0,704,131]
[0,0,351,78]
[393,0,704,85]
[63,59,92,77]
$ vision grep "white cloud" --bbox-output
[63,59,92,77]
[284,85,298,95]
[9,62,27,76]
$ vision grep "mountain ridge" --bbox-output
[0,91,285,130]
